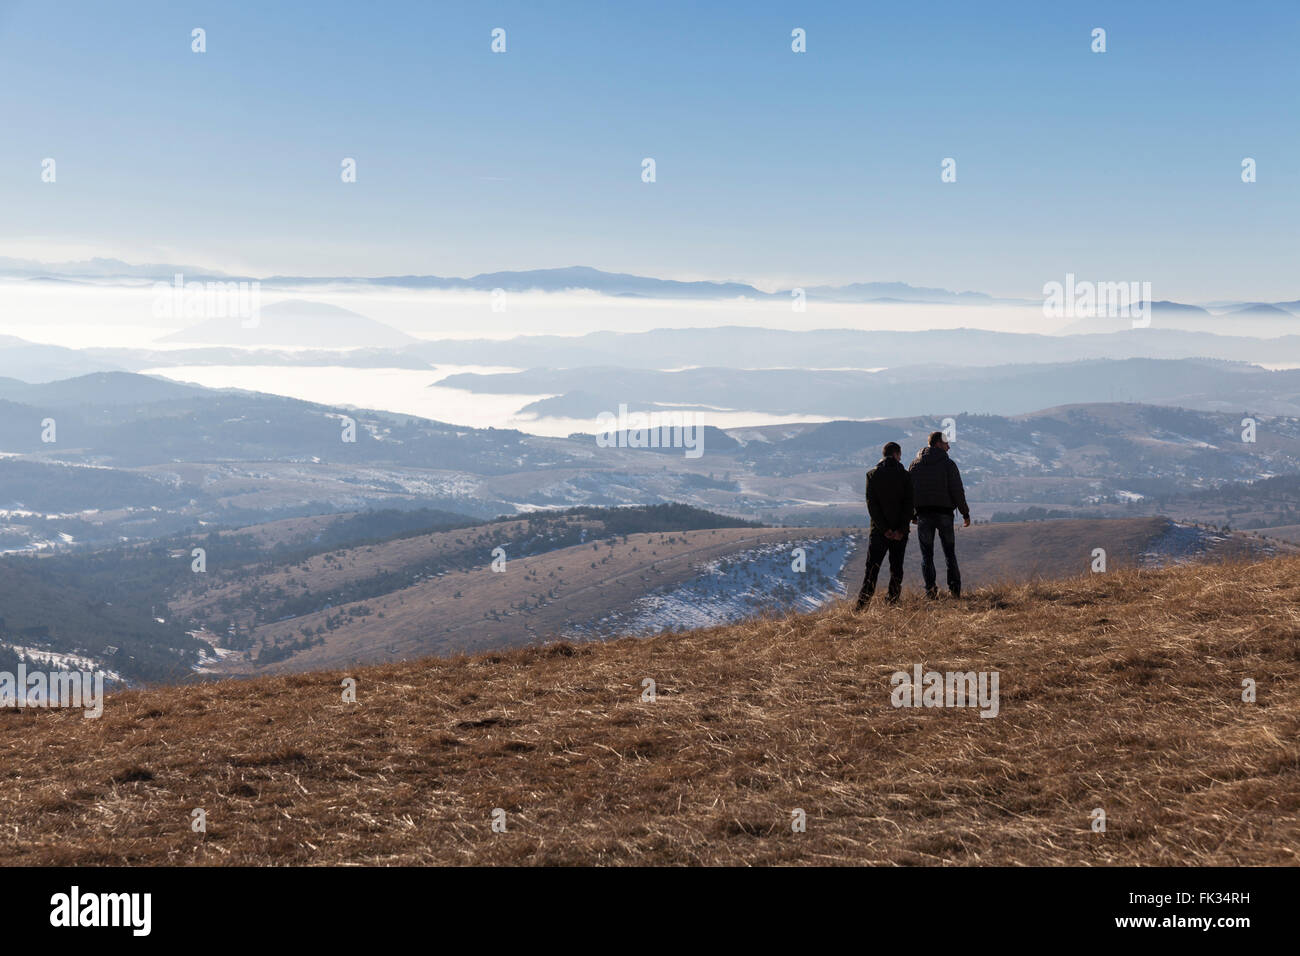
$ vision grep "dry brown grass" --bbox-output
[201,527,848,673]
[2,555,1298,866]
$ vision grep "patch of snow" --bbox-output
[571,536,855,637]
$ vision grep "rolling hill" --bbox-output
[402,324,1300,371]
[4,553,1296,865]
[0,504,766,682]
[446,357,1300,419]
[159,299,416,348]
[184,525,850,672]
[173,513,1278,675]
[10,490,1268,685]
[1,370,1299,551]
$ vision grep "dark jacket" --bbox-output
[908,446,970,519]
[865,457,914,535]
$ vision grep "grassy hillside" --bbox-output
[181,514,1279,674]
[204,526,850,672]
[0,504,758,682]
[839,516,1277,595]
[3,555,1296,865]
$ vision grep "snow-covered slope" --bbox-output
[572,536,856,636]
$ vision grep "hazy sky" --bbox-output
[1,0,1295,301]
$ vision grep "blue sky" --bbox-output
[0,0,1295,300]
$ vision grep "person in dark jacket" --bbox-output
[855,441,914,608]
[908,431,970,598]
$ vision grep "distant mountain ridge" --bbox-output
[5,257,1298,311]
[0,258,1218,308]
[158,299,416,348]
[442,356,1300,419]
[402,325,1300,371]
[241,266,1020,304]
[1,370,1299,536]
[0,256,232,280]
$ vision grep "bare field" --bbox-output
[172,515,584,620]
[181,515,1282,675]
[3,556,1297,865]
[839,516,1280,596]
[221,527,848,672]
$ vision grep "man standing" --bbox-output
[908,431,971,598]
[855,441,914,608]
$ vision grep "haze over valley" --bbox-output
[0,258,1297,683]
